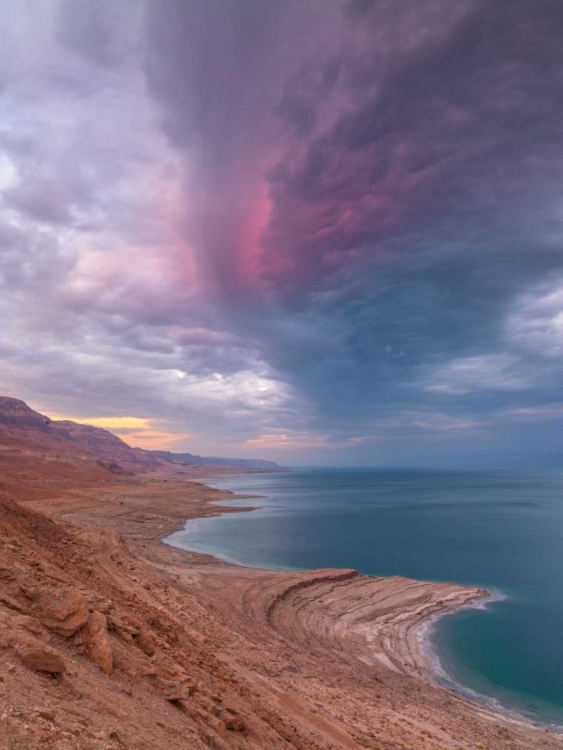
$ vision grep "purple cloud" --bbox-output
[2,0,563,465]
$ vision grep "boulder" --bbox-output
[108,612,140,638]
[135,628,156,657]
[183,677,200,696]
[160,678,189,705]
[18,642,66,674]
[221,713,247,733]
[82,611,113,675]
[39,589,89,637]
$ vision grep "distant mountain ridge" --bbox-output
[152,450,280,470]
[0,396,282,473]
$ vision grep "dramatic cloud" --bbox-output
[2,0,563,464]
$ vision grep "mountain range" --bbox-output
[0,396,282,474]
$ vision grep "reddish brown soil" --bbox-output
[0,444,561,750]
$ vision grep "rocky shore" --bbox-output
[1,450,562,749]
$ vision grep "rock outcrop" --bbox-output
[82,611,113,675]
[135,627,156,657]
[38,588,89,638]
[16,640,66,674]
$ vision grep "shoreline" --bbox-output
[4,459,562,749]
[161,476,484,678]
[421,592,563,734]
[163,473,563,734]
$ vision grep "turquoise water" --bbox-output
[166,468,563,725]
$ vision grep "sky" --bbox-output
[2,0,563,466]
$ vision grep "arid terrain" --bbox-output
[1,399,562,750]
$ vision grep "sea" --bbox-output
[165,467,563,727]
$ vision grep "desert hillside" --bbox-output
[0,399,560,750]
[0,397,281,475]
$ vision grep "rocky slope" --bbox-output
[0,396,165,473]
[0,397,281,474]
[1,399,562,750]
[0,398,52,430]
[0,461,277,749]
[0,449,562,749]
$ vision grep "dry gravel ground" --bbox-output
[1,449,562,750]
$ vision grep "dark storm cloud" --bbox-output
[55,0,137,68]
[143,0,342,301]
[264,0,563,288]
[3,0,563,463]
[145,0,285,149]
[242,0,563,441]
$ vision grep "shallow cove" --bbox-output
[166,467,563,726]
